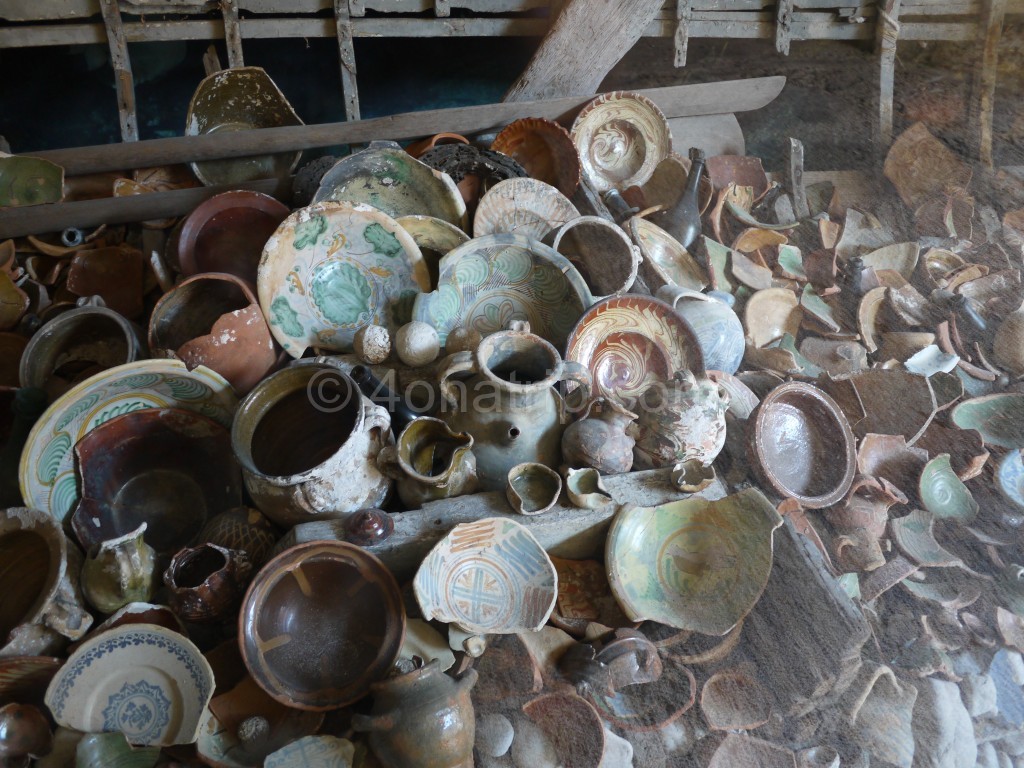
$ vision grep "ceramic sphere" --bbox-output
[354,324,392,365]
[396,322,440,367]
[445,326,482,355]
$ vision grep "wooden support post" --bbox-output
[220,0,244,68]
[674,0,692,67]
[875,0,901,148]
[349,0,365,14]
[788,137,810,220]
[972,0,1007,167]
[202,44,223,76]
[436,0,451,17]
[98,0,138,143]
[775,0,794,55]
[334,0,361,121]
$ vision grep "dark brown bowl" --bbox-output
[238,541,405,711]
[746,382,856,509]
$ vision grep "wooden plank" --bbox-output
[334,0,361,121]
[669,113,745,156]
[23,77,785,176]
[876,0,902,147]
[99,0,139,143]
[435,0,451,15]
[504,0,666,101]
[971,0,1007,166]
[775,0,795,53]
[674,0,693,66]
[788,137,810,219]
[220,0,245,68]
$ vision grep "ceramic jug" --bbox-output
[561,397,636,474]
[377,417,478,509]
[630,369,730,470]
[231,360,393,527]
[656,284,745,375]
[437,322,592,490]
[80,524,156,614]
[163,543,252,624]
[352,660,478,768]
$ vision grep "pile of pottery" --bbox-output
[2,66,1024,768]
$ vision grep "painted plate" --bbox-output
[259,201,430,357]
[570,91,672,193]
[565,295,705,409]
[19,360,236,523]
[44,624,215,747]
[411,233,594,349]
[472,177,579,240]
[413,517,557,635]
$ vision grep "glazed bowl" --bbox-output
[747,382,856,508]
[506,462,562,515]
[472,177,579,240]
[177,190,290,285]
[491,117,581,197]
[414,517,557,634]
[629,216,707,293]
[546,216,639,298]
[396,215,470,290]
[239,541,405,710]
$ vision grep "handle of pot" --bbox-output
[437,351,475,408]
[351,713,395,733]
[655,283,709,309]
[454,667,479,692]
[361,399,393,440]
[559,361,593,416]
[376,444,402,479]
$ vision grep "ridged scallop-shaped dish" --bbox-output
[473,177,579,240]
[491,117,582,197]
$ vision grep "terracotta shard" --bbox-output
[708,734,796,768]
[857,433,929,495]
[66,246,145,319]
[0,272,28,331]
[705,155,769,198]
[522,693,605,768]
[883,122,972,209]
[843,369,938,446]
[176,304,278,396]
[491,117,581,197]
[701,669,772,730]
[914,421,988,481]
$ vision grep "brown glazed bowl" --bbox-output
[491,118,581,197]
[746,382,856,509]
[238,541,405,710]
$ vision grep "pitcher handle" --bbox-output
[361,399,392,440]
[437,351,475,408]
[656,284,709,309]
[560,360,593,416]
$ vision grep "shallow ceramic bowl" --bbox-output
[506,462,562,515]
[547,216,639,298]
[570,91,672,192]
[414,517,557,634]
[747,382,856,508]
[186,67,304,186]
[606,489,782,635]
[177,190,290,285]
[951,393,1024,449]
[239,541,405,710]
[491,117,581,197]
[473,177,579,240]
[19,359,237,523]
[629,216,707,293]
[396,214,471,290]
[70,407,242,559]
[313,144,466,228]
[411,233,594,349]
[44,623,214,746]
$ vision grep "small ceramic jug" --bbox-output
[437,321,592,490]
[656,284,745,375]
[377,417,478,509]
[561,397,637,474]
[164,543,253,624]
[352,660,478,768]
[630,369,731,470]
[80,524,156,615]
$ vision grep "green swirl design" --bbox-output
[532,263,568,303]
[452,254,490,288]
[493,246,533,284]
[293,214,328,250]
[165,376,212,401]
[89,400,150,430]
[50,473,80,520]
[311,261,372,327]
[430,284,463,329]
[38,432,71,484]
[118,373,162,389]
[55,393,101,431]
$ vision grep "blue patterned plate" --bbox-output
[44,624,214,747]
[19,360,236,523]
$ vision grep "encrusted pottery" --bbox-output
[631,368,731,470]
[164,543,253,624]
[605,489,783,634]
[561,397,636,474]
[565,295,705,410]
[80,524,156,615]
[377,417,478,509]
[19,359,236,522]
[44,624,214,746]
[570,91,672,192]
[197,507,280,568]
[259,201,429,357]
[437,321,592,490]
[414,517,558,634]
[506,462,563,515]
[239,541,405,710]
[657,284,745,375]
[472,177,579,240]
[265,735,355,768]
[411,233,594,349]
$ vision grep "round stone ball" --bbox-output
[354,324,391,365]
[445,326,482,355]
[396,321,440,367]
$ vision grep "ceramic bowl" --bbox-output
[506,462,562,515]
[19,359,237,522]
[0,656,63,709]
[176,190,290,285]
[747,382,856,509]
[546,216,639,298]
[313,143,466,228]
[473,177,579,240]
[396,215,471,290]
[570,91,672,192]
[491,117,581,197]
[743,288,803,348]
[605,489,783,634]
[185,67,304,186]
[996,450,1024,512]
[628,152,714,218]
[70,408,243,559]
[414,517,557,634]
[411,233,594,349]
[951,393,1024,449]
[259,201,430,357]
[239,541,405,710]
[629,216,707,293]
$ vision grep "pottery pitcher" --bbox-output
[377,417,478,509]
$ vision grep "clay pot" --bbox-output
[231,361,393,526]
[437,321,592,490]
[352,660,478,768]
[197,506,280,568]
[164,543,252,624]
[561,397,636,474]
[656,284,745,376]
[377,417,478,509]
[631,369,730,470]
[506,462,562,515]
[80,524,156,615]
[0,703,52,764]
[544,216,639,298]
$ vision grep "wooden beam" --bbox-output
[99,0,139,143]
[875,0,902,147]
[334,0,361,121]
[971,0,1007,166]
[788,137,810,219]
[23,77,786,176]
[220,0,245,68]
[436,0,451,14]
[674,0,693,66]
[775,0,795,53]
[504,0,666,101]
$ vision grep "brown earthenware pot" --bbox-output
[165,543,253,624]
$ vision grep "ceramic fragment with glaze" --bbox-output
[657,285,744,375]
[629,216,707,293]
[919,453,979,523]
[506,462,562,515]
[377,416,477,509]
[545,216,638,298]
[264,736,355,768]
[80,524,156,615]
[561,397,636,474]
[564,467,614,509]
[951,394,1024,449]
[473,177,579,240]
[491,117,581,197]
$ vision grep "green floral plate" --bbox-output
[411,233,594,349]
[259,201,430,356]
[20,360,237,523]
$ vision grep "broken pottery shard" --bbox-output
[883,122,972,210]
